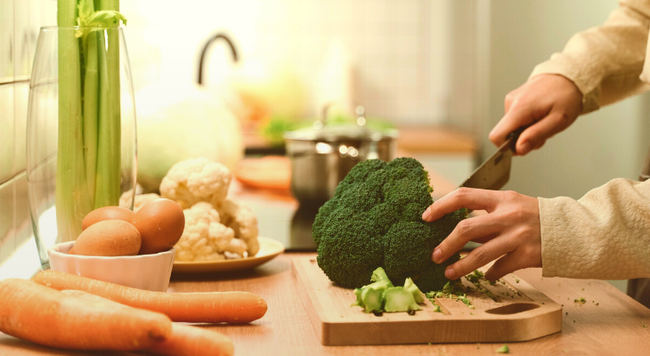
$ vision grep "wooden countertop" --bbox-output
[244,125,478,155]
[2,252,650,355]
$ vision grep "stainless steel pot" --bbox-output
[283,106,398,204]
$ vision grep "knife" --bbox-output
[459,128,525,190]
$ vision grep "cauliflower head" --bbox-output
[216,199,260,256]
[175,202,250,261]
[160,157,231,209]
[132,193,162,212]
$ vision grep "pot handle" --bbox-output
[317,103,368,129]
[197,33,239,86]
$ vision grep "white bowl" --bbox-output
[48,241,175,292]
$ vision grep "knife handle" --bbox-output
[506,126,528,152]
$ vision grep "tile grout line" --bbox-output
[0,79,30,86]
[0,169,26,187]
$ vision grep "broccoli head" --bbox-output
[313,157,467,292]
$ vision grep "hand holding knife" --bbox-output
[459,127,526,190]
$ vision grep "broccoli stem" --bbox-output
[383,287,422,313]
[351,267,394,313]
[351,267,426,314]
[404,277,425,304]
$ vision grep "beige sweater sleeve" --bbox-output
[540,178,650,279]
[529,0,650,113]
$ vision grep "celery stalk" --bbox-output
[94,0,121,208]
[55,0,126,243]
[82,29,99,206]
[56,0,92,242]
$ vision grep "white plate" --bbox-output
[172,237,285,273]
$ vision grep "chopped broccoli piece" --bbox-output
[371,267,393,285]
[404,277,425,304]
[496,344,510,354]
[313,158,467,291]
[350,267,394,313]
[352,287,384,313]
[351,267,426,314]
[426,280,474,310]
[383,287,422,313]
[465,270,484,284]
[496,344,510,353]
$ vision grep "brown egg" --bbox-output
[74,220,142,256]
[132,198,185,255]
[82,206,136,230]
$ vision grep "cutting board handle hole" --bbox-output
[485,303,540,315]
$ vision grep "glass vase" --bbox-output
[27,26,137,269]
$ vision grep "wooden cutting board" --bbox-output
[292,256,562,346]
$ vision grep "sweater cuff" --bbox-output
[538,197,565,278]
[529,58,601,114]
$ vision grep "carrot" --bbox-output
[147,324,234,356]
[33,270,268,323]
[0,278,172,351]
[61,290,235,356]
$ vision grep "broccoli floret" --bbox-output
[383,221,439,286]
[316,210,383,288]
[413,256,460,293]
[313,157,467,292]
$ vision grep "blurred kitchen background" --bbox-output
[2,0,649,291]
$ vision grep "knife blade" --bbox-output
[459,128,524,190]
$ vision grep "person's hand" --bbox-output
[490,74,583,155]
[422,188,542,281]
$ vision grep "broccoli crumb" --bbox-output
[427,280,475,310]
[644,321,647,328]
[515,279,520,283]
[574,297,586,305]
[596,302,599,306]
[496,344,510,353]
[431,303,442,313]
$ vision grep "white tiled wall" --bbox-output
[121,0,476,124]
[0,0,56,266]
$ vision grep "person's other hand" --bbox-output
[490,74,583,155]
[422,188,541,281]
